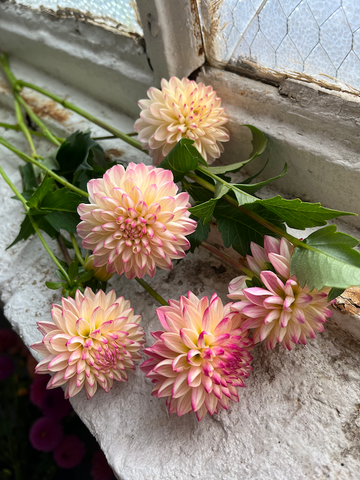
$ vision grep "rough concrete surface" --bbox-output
[1,70,360,480]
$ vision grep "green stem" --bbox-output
[70,233,85,266]
[200,240,254,277]
[14,98,38,158]
[0,122,65,142]
[0,163,71,284]
[135,277,168,306]
[0,136,88,198]
[57,235,72,266]
[16,94,61,146]
[93,133,138,140]
[186,171,308,249]
[17,80,144,152]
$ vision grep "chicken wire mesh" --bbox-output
[197,0,360,93]
[16,0,143,35]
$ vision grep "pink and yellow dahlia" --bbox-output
[77,163,196,279]
[31,288,145,399]
[134,77,229,165]
[228,236,333,350]
[141,292,253,421]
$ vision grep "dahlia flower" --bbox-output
[29,417,63,452]
[31,288,145,399]
[84,255,114,282]
[53,435,85,469]
[228,236,333,350]
[134,77,230,165]
[77,163,196,279]
[141,292,253,421]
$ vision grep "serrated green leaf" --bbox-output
[231,186,256,206]
[187,218,211,253]
[6,216,34,249]
[45,281,64,290]
[234,164,287,194]
[183,179,214,204]
[34,150,60,177]
[328,287,345,302]
[41,188,82,212]
[257,196,355,229]
[291,225,360,290]
[55,131,97,181]
[214,181,230,199]
[215,200,285,256]
[68,261,78,283]
[207,125,267,175]
[20,163,37,191]
[158,138,199,182]
[189,199,218,224]
[26,177,54,209]
[55,269,67,281]
[44,211,79,234]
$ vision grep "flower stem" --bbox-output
[185,171,309,249]
[70,233,85,266]
[16,80,144,152]
[13,97,38,158]
[200,240,254,277]
[93,133,138,140]
[135,277,168,306]
[0,136,88,198]
[16,93,61,146]
[0,163,71,284]
[57,235,72,266]
[0,122,65,142]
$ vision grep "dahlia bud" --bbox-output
[84,255,113,282]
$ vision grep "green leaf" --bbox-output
[215,200,285,256]
[291,225,360,290]
[6,216,34,249]
[214,182,230,199]
[20,163,37,191]
[328,287,345,302]
[234,164,287,194]
[159,138,199,182]
[45,281,64,290]
[26,177,54,209]
[231,186,256,206]
[241,159,269,185]
[55,131,97,181]
[78,270,94,283]
[183,179,214,204]
[41,188,82,212]
[207,125,267,175]
[187,217,211,253]
[189,199,218,224]
[55,269,67,281]
[68,261,78,283]
[257,196,355,229]
[44,211,80,234]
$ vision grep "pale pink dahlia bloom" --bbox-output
[141,292,253,421]
[134,77,230,165]
[228,236,332,351]
[31,288,144,399]
[77,163,196,279]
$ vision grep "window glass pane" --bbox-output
[198,0,360,93]
[17,0,143,35]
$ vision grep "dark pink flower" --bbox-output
[91,449,114,480]
[0,354,15,380]
[30,375,49,408]
[29,417,63,451]
[41,388,72,420]
[53,435,85,469]
[0,329,19,354]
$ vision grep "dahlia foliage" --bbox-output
[141,292,253,421]
[134,77,230,165]
[31,288,145,399]
[77,163,197,280]
[228,236,333,351]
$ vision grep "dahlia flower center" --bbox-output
[96,344,120,373]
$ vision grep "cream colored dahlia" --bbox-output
[31,288,145,399]
[141,292,253,421]
[134,77,230,165]
[228,236,333,350]
[77,163,196,279]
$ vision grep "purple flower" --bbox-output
[0,328,19,354]
[41,388,72,420]
[30,375,49,408]
[29,417,63,451]
[91,449,115,480]
[53,435,85,469]
[0,354,15,380]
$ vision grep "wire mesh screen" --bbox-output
[198,0,360,93]
[17,0,143,35]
